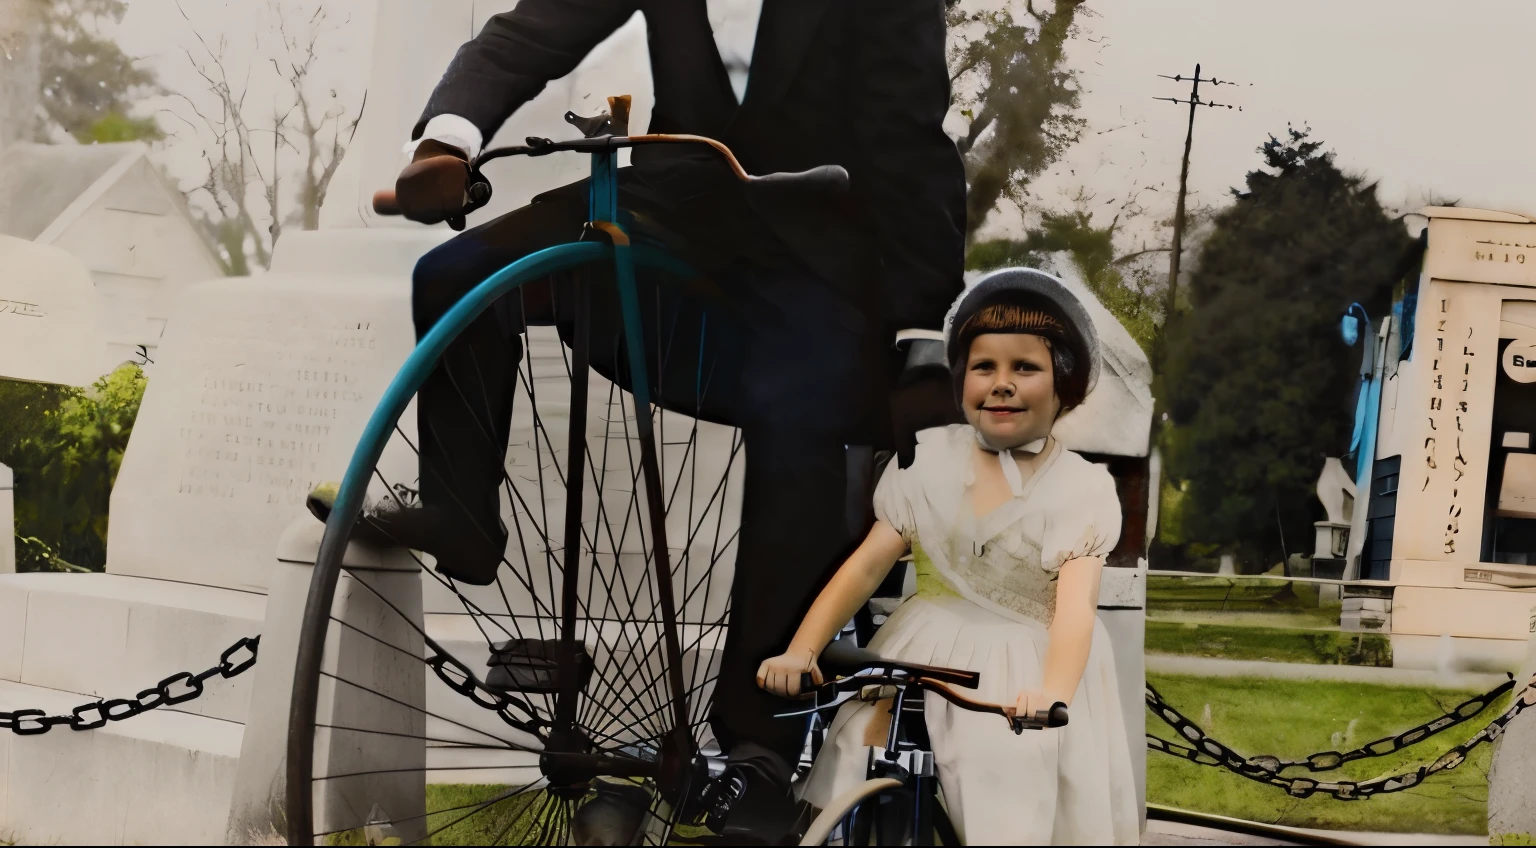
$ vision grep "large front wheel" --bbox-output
[284,243,744,845]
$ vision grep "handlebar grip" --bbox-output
[747,164,850,194]
[798,672,817,694]
[372,189,400,216]
[1012,701,1069,734]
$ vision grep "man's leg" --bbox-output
[707,264,884,834]
[400,193,587,584]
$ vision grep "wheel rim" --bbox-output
[287,247,741,846]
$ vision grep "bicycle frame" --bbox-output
[288,147,702,839]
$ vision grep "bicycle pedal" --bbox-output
[485,638,593,694]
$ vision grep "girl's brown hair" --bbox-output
[953,297,1091,413]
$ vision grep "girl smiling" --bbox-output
[758,269,1138,844]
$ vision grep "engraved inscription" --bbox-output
[0,299,46,318]
[177,314,377,506]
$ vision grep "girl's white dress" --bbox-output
[798,424,1139,845]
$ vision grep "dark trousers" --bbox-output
[411,185,884,773]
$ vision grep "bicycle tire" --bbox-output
[798,778,903,846]
[286,240,742,846]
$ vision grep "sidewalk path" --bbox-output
[1146,654,1509,691]
[1142,818,1487,846]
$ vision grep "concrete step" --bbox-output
[0,678,242,845]
[0,573,265,724]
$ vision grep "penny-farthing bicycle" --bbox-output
[284,96,850,846]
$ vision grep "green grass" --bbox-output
[1147,673,1508,835]
[1148,575,1331,616]
[424,785,553,845]
[1146,620,1392,666]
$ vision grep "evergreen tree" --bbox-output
[1160,127,1413,568]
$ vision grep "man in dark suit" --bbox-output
[379,0,965,836]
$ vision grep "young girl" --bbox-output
[757,269,1139,845]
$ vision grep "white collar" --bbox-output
[974,431,1049,498]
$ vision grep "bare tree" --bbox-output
[0,0,46,149]
[164,0,363,275]
[947,0,1091,242]
[271,5,364,232]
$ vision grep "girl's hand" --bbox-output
[1007,688,1066,722]
[756,647,823,698]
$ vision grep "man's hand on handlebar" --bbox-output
[756,647,823,698]
[392,138,471,225]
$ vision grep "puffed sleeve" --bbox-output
[1041,462,1122,573]
[872,459,916,546]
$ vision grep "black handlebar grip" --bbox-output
[798,672,817,694]
[1011,701,1069,734]
[748,164,850,194]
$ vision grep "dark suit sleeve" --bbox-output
[850,0,967,331]
[414,0,640,143]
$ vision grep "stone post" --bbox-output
[226,519,426,845]
[1,462,13,573]
[1098,558,1148,833]
[1487,604,1536,845]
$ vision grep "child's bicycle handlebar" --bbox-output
[794,639,1069,735]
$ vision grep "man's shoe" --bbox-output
[571,780,650,846]
[701,760,803,845]
[306,484,507,585]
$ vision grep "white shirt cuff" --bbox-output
[404,114,484,160]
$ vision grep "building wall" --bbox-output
[47,157,223,372]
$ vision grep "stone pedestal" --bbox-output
[1487,605,1536,845]
[227,519,426,845]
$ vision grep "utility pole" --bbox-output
[1153,64,1242,359]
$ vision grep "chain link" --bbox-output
[0,636,260,736]
[1146,673,1536,800]
[424,644,548,740]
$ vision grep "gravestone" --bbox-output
[104,263,424,592]
[1,462,12,573]
[0,235,110,386]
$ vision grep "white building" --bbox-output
[0,142,223,372]
[1337,206,1536,670]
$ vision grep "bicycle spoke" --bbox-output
[297,254,740,845]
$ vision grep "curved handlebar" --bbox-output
[371,131,848,223]
[746,164,851,193]
[800,639,1069,734]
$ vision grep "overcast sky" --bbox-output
[116,0,1534,242]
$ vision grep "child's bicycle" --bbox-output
[785,639,1068,846]
[283,96,854,846]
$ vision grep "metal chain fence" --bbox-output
[0,636,259,735]
[1146,673,1536,800]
